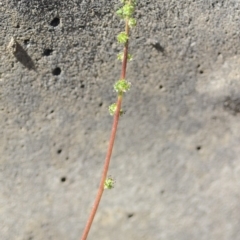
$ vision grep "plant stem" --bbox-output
[80,19,130,240]
[121,21,129,79]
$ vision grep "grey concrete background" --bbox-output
[1,0,240,239]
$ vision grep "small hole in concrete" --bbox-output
[43,49,53,56]
[61,177,66,182]
[50,17,60,27]
[196,146,201,151]
[80,84,85,88]
[159,85,163,89]
[57,149,62,154]
[127,213,134,218]
[52,67,61,76]
[99,102,103,107]
[16,23,20,28]
[24,39,30,45]
[50,110,54,114]
[199,70,204,74]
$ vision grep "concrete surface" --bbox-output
[1,0,240,239]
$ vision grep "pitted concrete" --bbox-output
[1,1,240,239]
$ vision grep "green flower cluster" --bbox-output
[117,32,129,44]
[116,0,137,55]
[109,103,124,116]
[116,0,137,20]
[117,52,133,61]
[114,79,131,93]
[108,0,136,116]
[104,176,115,190]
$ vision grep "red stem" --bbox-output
[80,19,130,240]
[121,22,130,79]
[80,96,122,240]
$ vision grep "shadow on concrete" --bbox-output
[13,41,36,71]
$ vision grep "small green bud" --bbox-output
[122,4,135,17]
[127,53,133,61]
[117,1,136,18]
[117,32,129,44]
[117,52,124,61]
[109,103,117,116]
[114,79,131,93]
[116,8,124,18]
[104,176,115,189]
[128,18,137,28]
[109,103,124,116]
[117,52,133,61]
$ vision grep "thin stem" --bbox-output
[80,19,130,240]
[80,95,122,240]
[121,20,130,79]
